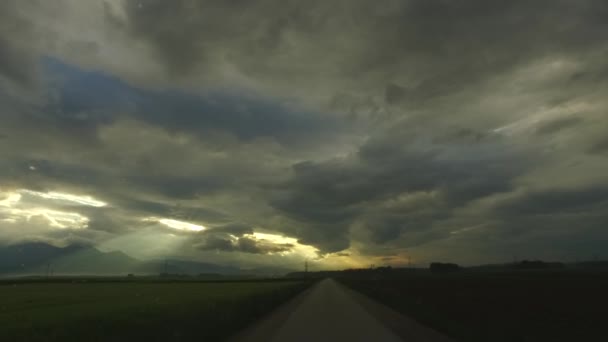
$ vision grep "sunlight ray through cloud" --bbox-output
[18,190,107,207]
[0,191,89,229]
[98,230,188,259]
[145,217,206,232]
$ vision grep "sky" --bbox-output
[1,0,607,270]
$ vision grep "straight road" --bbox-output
[233,278,453,342]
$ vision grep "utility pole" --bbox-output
[304,260,308,273]
[46,263,51,278]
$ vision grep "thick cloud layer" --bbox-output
[0,0,607,268]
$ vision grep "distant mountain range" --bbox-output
[0,242,292,277]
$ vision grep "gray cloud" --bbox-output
[271,129,528,252]
[0,1,38,87]
[105,0,607,112]
[589,137,608,154]
[237,237,294,254]
[210,223,254,236]
[496,187,608,216]
[0,37,36,87]
[0,0,607,267]
[535,117,584,136]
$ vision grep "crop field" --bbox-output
[0,279,310,341]
[340,270,608,342]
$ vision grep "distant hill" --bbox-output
[0,242,83,273]
[0,242,140,276]
[0,242,256,277]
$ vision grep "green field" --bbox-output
[0,279,310,341]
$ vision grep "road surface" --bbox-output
[233,278,452,342]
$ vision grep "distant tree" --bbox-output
[513,260,565,269]
[430,262,461,273]
[375,266,393,273]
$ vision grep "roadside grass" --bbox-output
[339,271,608,342]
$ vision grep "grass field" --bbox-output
[339,270,608,342]
[0,279,311,341]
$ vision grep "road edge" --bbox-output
[228,281,318,342]
[337,280,454,342]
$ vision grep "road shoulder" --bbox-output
[338,281,454,342]
[229,282,316,342]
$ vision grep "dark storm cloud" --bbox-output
[535,117,584,136]
[196,234,235,252]
[0,1,38,87]
[112,0,608,108]
[81,207,131,234]
[109,198,173,217]
[107,196,231,226]
[1,0,607,266]
[211,223,254,236]
[194,232,294,255]
[384,84,406,106]
[131,89,339,148]
[0,154,234,228]
[0,158,104,194]
[128,175,224,200]
[237,237,293,254]
[42,58,338,148]
[497,187,608,216]
[358,191,451,247]
[432,128,487,144]
[0,37,36,87]
[0,58,332,206]
[271,130,528,252]
[2,154,220,209]
[588,137,608,154]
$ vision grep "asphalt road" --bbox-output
[233,278,453,342]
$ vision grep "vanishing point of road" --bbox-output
[232,278,453,342]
